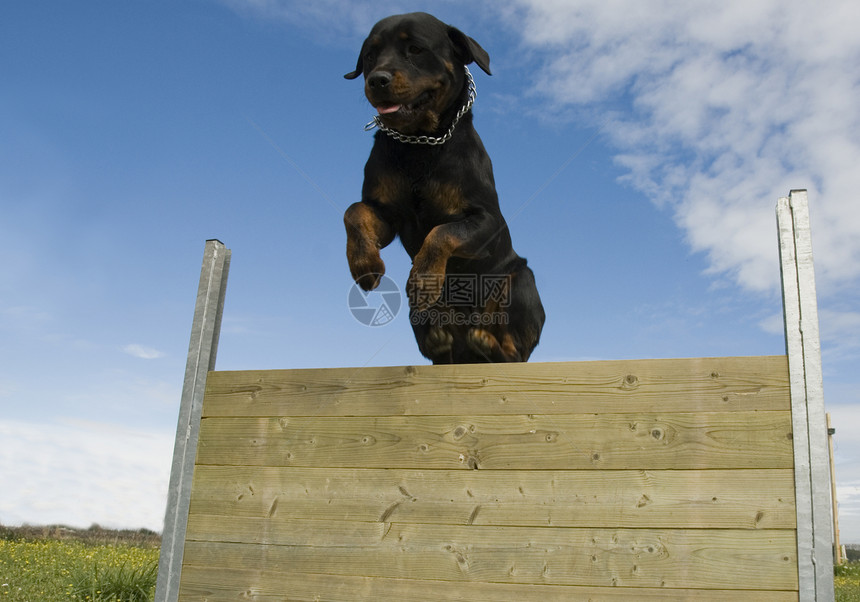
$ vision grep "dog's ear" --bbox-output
[344,42,365,80]
[447,26,491,76]
[344,59,363,80]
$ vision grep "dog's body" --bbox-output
[344,12,545,363]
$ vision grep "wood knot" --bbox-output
[380,502,400,522]
[468,505,481,525]
[458,453,480,469]
[622,374,639,389]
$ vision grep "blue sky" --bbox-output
[2,1,859,542]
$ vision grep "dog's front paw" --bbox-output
[349,252,386,291]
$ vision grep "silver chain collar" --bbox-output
[364,66,476,146]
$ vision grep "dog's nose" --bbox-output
[367,71,392,90]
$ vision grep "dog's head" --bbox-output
[345,12,491,135]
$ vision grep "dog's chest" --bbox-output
[373,168,466,256]
[375,167,467,217]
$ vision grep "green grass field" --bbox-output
[2,524,859,600]
[838,561,860,602]
[1,526,159,602]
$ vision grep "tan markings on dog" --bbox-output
[389,71,411,96]
[398,31,409,40]
[426,181,468,215]
[417,111,440,132]
[425,225,461,255]
[483,296,501,317]
[499,332,519,360]
[413,226,459,277]
[372,173,407,206]
[444,60,455,75]
[345,202,385,246]
[429,76,455,117]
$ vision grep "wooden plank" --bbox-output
[181,525,798,590]
[202,356,790,417]
[828,413,843,565]
[195,412,793,470]
[188,466,796,529]
[179,565,798,601]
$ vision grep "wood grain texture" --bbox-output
[196,412,793,470]
[181,526,798,590]
[178,566,798,601]
[179,357,799,598]
[188,466,796,529]
[202,356,790,417]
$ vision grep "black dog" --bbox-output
[344,12,545,363]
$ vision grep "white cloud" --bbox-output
[0,420,173,531]
[504,0,860,295]
[122,344,165,360]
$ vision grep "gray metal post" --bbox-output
[155,239,231,602]
[777,191,834,601]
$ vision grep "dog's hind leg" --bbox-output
[504,265,545,361]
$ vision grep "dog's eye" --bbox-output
[364,51,377,65]
[407,45,423,56]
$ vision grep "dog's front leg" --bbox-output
[407,213,497,310]
[344,201,396,291]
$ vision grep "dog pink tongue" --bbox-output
[377,104,401,114]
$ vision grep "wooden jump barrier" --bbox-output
[156,190,835,601]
